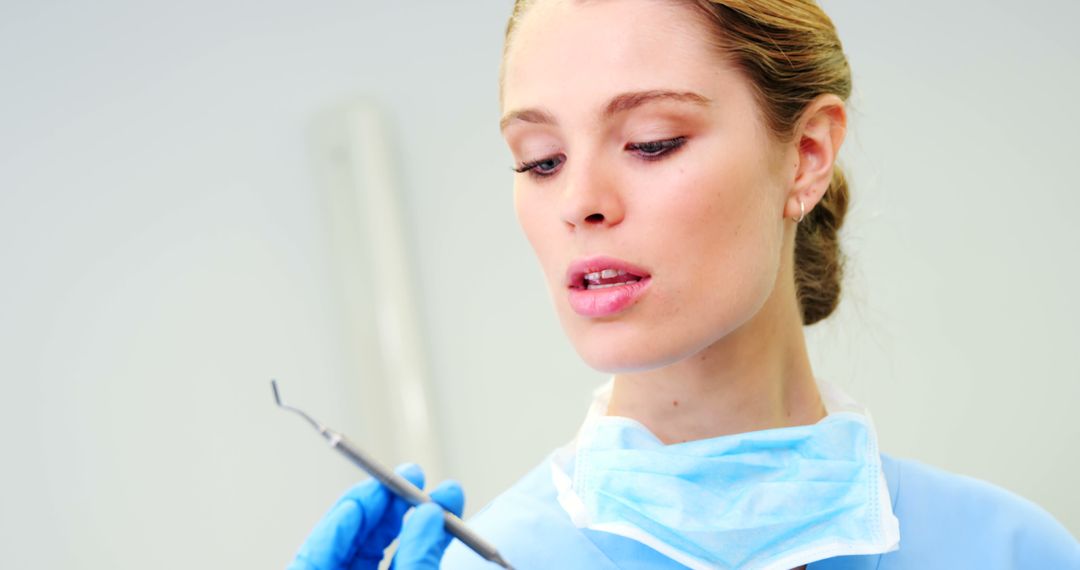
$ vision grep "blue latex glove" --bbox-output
[289,463,465,570]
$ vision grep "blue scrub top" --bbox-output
[442,453,1080,569]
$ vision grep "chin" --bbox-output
[558,301,751,375]
[549,277,765,375]
[567,326,690,374]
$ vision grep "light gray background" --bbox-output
[1,1,1076,568]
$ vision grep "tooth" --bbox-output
[588,281,636,290]
[585,271,601,281]
[599,269,618,279]
[617,270,627,276]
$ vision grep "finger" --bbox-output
[353,463,426,561]
[423,480,466,557]
[292,477,389,567]
[294,465,425,569]
[393,463,426,489]
[292,499,369,569]
[329,477,386,524]
[428,480,465,518]
[391,503,450,569]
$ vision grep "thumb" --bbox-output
[391,481,465,569]
[391,503,446,568]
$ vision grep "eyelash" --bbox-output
[512,136,688,181]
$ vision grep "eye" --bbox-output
[509,136,687,181]
[626,136,688,160]
[512,154,565,180]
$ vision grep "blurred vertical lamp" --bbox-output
[313,99,443,477]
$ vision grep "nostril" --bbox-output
[585,213,605,223]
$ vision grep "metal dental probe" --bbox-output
[271,379,515,570]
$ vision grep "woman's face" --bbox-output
[500,0,794,373]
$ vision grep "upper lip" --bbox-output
[565,255,652,288]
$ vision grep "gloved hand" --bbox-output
[288,463,465,570]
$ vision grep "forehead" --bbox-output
[501,0,733,118]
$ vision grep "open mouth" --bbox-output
[565,256,652,317]
[565,256,652,292]
[578,268,644,290]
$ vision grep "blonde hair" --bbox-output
[502,0,853,326]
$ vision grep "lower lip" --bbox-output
[567,277,652,318]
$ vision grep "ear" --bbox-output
[785,94,847,221]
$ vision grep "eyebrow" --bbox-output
[499,89,712,132]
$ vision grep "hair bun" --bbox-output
[795,166,849,325]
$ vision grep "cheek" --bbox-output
[636,150,783,325]
[514,186,562,283]
[644,156,776,267]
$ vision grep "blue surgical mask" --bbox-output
[551,379,900,570]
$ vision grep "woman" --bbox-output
[289,1,1080,568]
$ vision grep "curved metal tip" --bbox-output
[271,378,283,407]
[270,378,327,435]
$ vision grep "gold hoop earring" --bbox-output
[794,198,806,223]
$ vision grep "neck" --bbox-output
[606,257,826,444]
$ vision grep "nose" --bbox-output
[559,159,625,229]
